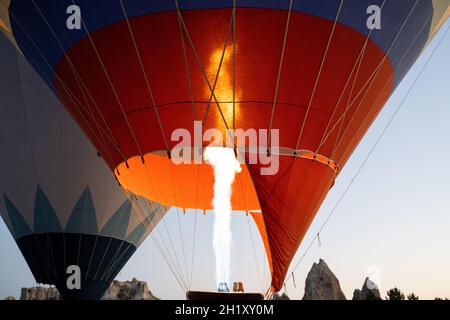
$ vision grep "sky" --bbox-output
[1,19,450,301]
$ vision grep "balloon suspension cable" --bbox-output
[268,0,293,147]
[315,0,387,154]
[322,0,420,156]
[295,0,344,150]
[283,20,450,290]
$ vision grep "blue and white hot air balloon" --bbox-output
[0,33,168,300]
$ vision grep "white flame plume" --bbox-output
[204,147,241,288]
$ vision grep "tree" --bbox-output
[407,293,419,300]
[386,287,405,300]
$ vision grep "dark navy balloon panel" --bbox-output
[17,233,136,300]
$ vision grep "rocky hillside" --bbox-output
[4,260,384,300]
[103,278,159,300]
[20,287,60,300]
[5,278,159,300]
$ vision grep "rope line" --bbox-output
[329,0,421,157]
[10,1,129,166]
[268,0,293,148]
[319,0,420,154]
[68,0,145,161]
[200,11,234,127]
[232,0,237,138]
[29,0,125,157]
[119,0,170,152]
[71,0,191,287]
[4,0,194,292]
[284,19,450,288]
[176,8,197,121]
[8,0,189,289]
[316,0,387,154]
[174,0,231,132]
[246,215,263,293]
[295,0,344,150]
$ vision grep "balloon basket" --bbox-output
[186,291,264,300]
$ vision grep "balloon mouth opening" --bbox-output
[115,147,338,174]
[113,151,261,212]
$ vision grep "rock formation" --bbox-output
[6,278,158,300]
[103,278,159,300]
[273,293,290,300]
[352,277,381,300]
[20,287,60,300]
[302,259,346,300]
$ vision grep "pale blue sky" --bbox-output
[1,19,450,300]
